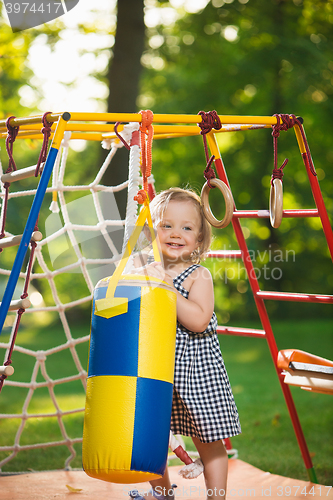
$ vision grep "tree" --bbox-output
[102,0,145,224]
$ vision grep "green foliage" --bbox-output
[0,2,65,118]
[0,0,332,324]
[139,0,333,321]
[0,20,34,118]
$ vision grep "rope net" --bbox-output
[0,127,144,472]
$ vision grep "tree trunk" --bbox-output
[102,0,145,225]
[107,0,145,114]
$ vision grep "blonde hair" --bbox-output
[150,187,212,263]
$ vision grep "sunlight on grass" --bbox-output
[26,392,86,413]
[231,385,244,395]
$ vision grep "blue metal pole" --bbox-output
[0,113,70,334]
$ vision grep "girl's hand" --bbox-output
[132,261,174,285]
[145,262,175,287]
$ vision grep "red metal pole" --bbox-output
[206,133,317,481]
[294,124,333,262]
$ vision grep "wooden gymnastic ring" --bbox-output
[269,178,283,228]
[201,178,234,228]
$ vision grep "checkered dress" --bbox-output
[170,264,241,443]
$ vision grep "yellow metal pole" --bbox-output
[68,112,280,126]
[0,112,280,134]
[50,112,71,150]
[206,132,222,160]
[0,113,64,129]
[293,123,307,154]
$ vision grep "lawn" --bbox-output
[0,317,332,485]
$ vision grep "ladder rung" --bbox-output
[256,291,333,304]
[234,209,319,218]
[1,164,44,183]
[0,231,43,249]
[4,298,32,311]
[207,250,242,259]
[217,325,266,338]
[0,365,14,376]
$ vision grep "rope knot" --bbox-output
[35,112,53,177]
[134,189,148,204]
[271,158,288,186]
[198,111,221,187]
[5,115,19,173]
[136,110,154,202]
[272,113,316,177]
[271,114,298,183]
[204,155,216,188]
[198,110,222,135]
[272,114,298,139]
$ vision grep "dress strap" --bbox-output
[173,264,199,285]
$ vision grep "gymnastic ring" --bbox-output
[201,178,234,228]
[269,178,283,228]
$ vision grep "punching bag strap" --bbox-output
[94,198,160,319]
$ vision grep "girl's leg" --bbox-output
[192,437,228,500]
[149,467,173,498]
[130,468,175,500]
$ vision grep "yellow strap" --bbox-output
[94,198,161,318]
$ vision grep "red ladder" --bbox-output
[206,121,333,484]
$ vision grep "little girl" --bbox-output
[131,188,241,500]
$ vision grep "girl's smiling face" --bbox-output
[156,200,202,266]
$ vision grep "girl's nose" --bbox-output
[170,227,181,237]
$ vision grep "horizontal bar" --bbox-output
[257,291,333,304]
[234,209,319,218]
[2,298,32,311]
[16,121,270,133]
[0,231,42,249]
[85,124,199,134]
[1,164,43,183]
[207,250,242,259]
[217,325,266,338]
[1,112,300,135]
[0,365,14,376]
[57,112,282,126]
[0,131,47,140]
[0,120,274,142]
[0,113,63,129]
[0,126,266,143]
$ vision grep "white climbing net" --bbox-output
[0,123,143,472]
[0,120,233,474]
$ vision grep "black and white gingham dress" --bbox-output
[170,264,241,443]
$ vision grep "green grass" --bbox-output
[0,318,332,485]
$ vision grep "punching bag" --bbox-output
[82,202,177,483]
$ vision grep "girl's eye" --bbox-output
[184,226,192,231]
[161,224,171,228]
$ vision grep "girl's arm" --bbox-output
[173,266,215,333]
[128,262,215,333]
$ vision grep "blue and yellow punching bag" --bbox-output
[83,202,177,483]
